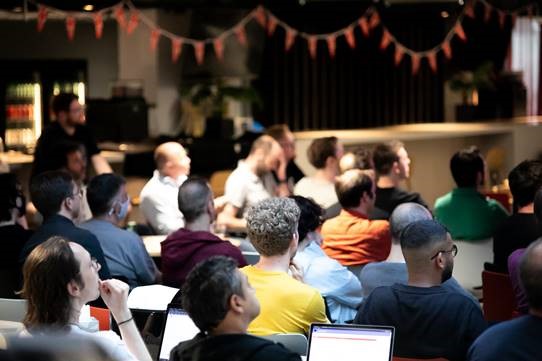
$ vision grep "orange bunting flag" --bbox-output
[114,5,127,29]
[308,36,318,59]
[498,11,506,28]
[394,47,404,66]
[66,16,76,41]
[93,12,104,39]
[254,6,267,28]
[464,2,475,18]
[267,16,278,36]
[150,29,161,51]
[326,35,337,58]
[285,29,297,52]
[358,17,370,37]
[369,12,381,29]
[171,38,183,63]
[213,38,224,61]
[427,52,438,73]
[37,5,48,32]
[441,41,452,59]
[380,30,392,50]
[411,53,421,75]
[235,26,247,46]
[454,23,467,42]
[194,42,205,65]
[344,27,356,49]
[127,11,139,35]
[484,3,492,22]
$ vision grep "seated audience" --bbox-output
[321,169,391,273]
[360,203,478,302]
[266,124,305,185]
[491,160,542,272]
[140,142,191,235]
[170,256,301,361]
[292,196,362,323]
[294,137,343,218]
[162,178,246,288]
[218,135,287,230]
[370,140,427,219]
[339,147,374,174]
[20,170,110,279]
[241,198,328,335]
[355,219,486,360]
[81,174,160,289]
[434,146,508,240]
[468,239,542,361]
[21,236,152,361]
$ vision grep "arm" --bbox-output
[99,279,152,361]
[132,234,162,285]
[91,154,113,174]
[217,203,247,230]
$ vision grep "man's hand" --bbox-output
[289,259,304,282]
[99,279,131,322]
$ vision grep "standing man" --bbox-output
[140,142,191,235]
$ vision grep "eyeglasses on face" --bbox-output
[430,244,458,260]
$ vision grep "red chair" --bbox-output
[481,270,517,322]
[393,357,449,361]
[89,306,111,331]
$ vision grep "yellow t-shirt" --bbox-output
[241,265,329,336]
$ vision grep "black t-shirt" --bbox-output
[170,333,301,361]
[492,213,540,273]
[355,284,486,361]
[370,186,428,220]
[467,315,542,361]
[31,122,100,179]
[0,224,32,268]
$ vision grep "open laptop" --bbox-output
[306,323,394,361]
[157,304,200,361]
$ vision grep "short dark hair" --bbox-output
[307,137,338,169]
[181,256,243,332]
[0,173,21,222]
[519,239,542,309]
[30,171,74,219]
[290,196,323,242]
[86,174,126,217]
[50,141,85,171]
[266,124,291,141]
[400,219,448,251]
[450,146,484,187]
[51,93,78,116]
[22,236,83,332]
[508,160,542,209]
[178,177,212,223]
[335,169,374,209]
[534,187,542,223]
[373,140,403,175]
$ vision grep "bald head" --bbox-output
[519,239,542,310]
[178,178,213,224]
[154,142,191,178]
[390,203,432,244]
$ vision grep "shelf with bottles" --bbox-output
[5,83,36,104]
[5,128,35,149]
[5,103,35,123]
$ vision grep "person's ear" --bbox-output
[229,294,244,314]
[392,161,401,175]
[435,252,446,271]
[67,280,81,297]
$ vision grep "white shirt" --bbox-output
[294,176,338,209]
[140,170,186,235]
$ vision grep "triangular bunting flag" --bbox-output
[464,1,475,18]
[369,12,381,29]
[254,6,267,28]
[127,11,139,35]
[114,5,127,29]
[427,52,438,73]
[326,35,337,58]
[213,38,225,61]
[308,36,318,59]
[285,29,297,52]
[235,26,247,46]
[93,12,104,39]
[454,23,467,42]
[358,17,370,37]
[380,30,392,50]
[37,5,48,32]
[441,41,452,59]
[194,42,205,65]
[484,3,492,23]
[267,16,278,36]
[171,38,183,63]
[394,47,404,66]
[411,53,421,75]
[66,15,76,41]
[498,11,506,29]
[344,27,356,49]
[150,29,161,51]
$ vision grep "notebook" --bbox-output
[157,304,200,361]
[306,323,394,361]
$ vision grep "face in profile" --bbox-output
[67,100,86,127]
[279,131,296,161]
[396,146,411,179]
[69,243,101,303]
[66,149,87,183]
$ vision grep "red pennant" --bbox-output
[380,30,392,50]
[308,36,318,59]
[66,15,76,41]
[411,54,421,75]
[93,12,104,39]
[114,5,126,29]
[326,35,337,58]
[454,23,467,42]
[427,52,438,73]
[194,42,205,65]
[441,41,452,59]
[127,11,139,35]
[37,5,48,32]
[254,6,266,28]
[464,2,475,18]
[394,47,404,66]
[344,27,356,49]
[369,12,381,29]
[285,29,297,52]
[150,29,161,51]
[267,16,278,36]
[171,38,183,63]
[498,11,506,28]
[213,38,224,61]
[235,26,247,46]
[358,17,370,37]
[484,3,492,23]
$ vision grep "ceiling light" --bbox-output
[458,0,464,5]
[441,11,449,18]
[83,4,94,12]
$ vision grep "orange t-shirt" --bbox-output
[321,209,391,266]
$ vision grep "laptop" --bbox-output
[306,323,394,361]
[157,304,200,361]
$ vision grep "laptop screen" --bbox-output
[157,306,200,361]
[306,324,394,361]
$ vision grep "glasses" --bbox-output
[90,257,101,271]
[430,244,458,260]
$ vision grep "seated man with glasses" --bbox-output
[355,219,486,361]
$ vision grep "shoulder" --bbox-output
[434,192,452,207]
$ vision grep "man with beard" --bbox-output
[354,219,486,361]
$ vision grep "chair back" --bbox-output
[89,306,111,331]
[242,251,260,265]
[209,169,233,197]
[0,298,27,322]
[452,238,493,290]
[261,333,308,356]
[393,357,449,361]
[482,270,517,321]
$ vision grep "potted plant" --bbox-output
[450,62,495,121]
